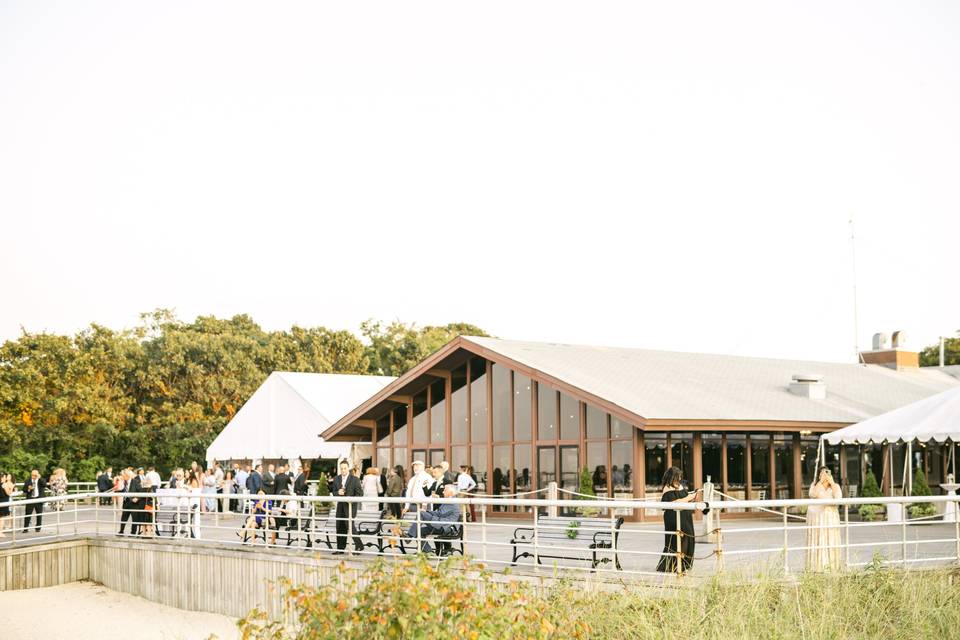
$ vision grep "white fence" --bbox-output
[1,492,958,580]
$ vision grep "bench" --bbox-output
[315,509,385,552]
[395,510,464,556]
[511,515,623,570]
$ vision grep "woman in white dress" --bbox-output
[188,476,204,539]
[202,468,217,512]
[361,467,383,513]
[806,466,842,572]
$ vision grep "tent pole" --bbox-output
[906,441,912,496]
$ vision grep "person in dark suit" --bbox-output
[262,464,277,497]
[122,469,145,536]
[275,464,291,495]
[247,464,263,494]
[22,469,47,532]
[330,460,363,553]
[404,484,461,554]
[293,465,310,496]
[441,461,458,486]
[97,467,113,505]
[426,465,445,509]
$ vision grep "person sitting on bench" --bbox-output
[404,484,461,555]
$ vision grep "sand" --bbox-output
[0,581,240,640]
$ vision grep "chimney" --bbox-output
[860,330,919,370]
[789,373,826,399]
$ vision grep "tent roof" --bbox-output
[205,372,395,461]
[822,386,960,444]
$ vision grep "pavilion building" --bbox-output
[320,335,960,521]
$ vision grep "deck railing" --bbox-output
[1,492,958,580]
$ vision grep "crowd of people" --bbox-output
[0,467,72,537]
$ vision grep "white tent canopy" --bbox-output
[205,372,394,465]
[822,386,960,445]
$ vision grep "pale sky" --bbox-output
[1,1,958,364]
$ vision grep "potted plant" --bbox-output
[857,470,884,521]
[314,473,332,515]
[566,520,581,540]
[575,467,599,517]
[908,468,937,520]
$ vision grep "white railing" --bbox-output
[1,492,958,581]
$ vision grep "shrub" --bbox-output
[239,557,960,640]
[238,556,591,639]
[575,467,598,517]
[315,473,331,509]
[858,469,883,520]
[908,468,937,520]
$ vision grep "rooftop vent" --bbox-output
[789,373,826,400]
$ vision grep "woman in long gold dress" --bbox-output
[806,466,843,572]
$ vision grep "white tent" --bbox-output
[821,386,960,495]
[823,386,960,445]
[205,372,395,465]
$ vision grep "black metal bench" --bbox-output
[395,511,464,556]
[316,509,384,551]
[511,515,623,570]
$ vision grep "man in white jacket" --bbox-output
[402,460,433,514]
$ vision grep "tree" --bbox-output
[919,331,960,366]
[909,468,937,519]
[361,320,489,376]
[858,470,883,521]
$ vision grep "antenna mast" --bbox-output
[850,217,861,363]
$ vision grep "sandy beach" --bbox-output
[0,581,240,640]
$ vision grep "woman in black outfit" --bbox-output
[655,466,701,574]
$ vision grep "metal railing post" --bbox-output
[415,503,422,554]
[901,509,907,567]
[73,496,78,536]
[95,495,100,536]
[533,508,540,570]
[955,495,960,564]
[56,497,62,536]
[715,508,724,573]
[782,507,789,576]
[348,498,354,555]
[675,511,683,579]
[843,504,850,570]
[481,502,487,562]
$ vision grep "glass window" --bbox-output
[773,434,794,499]
[413,449,426,466]
[844,444,862,496]
[514,444,531,494]
[611,438,634,516]
[429,380,446,445]
[393,406,408,447]
[412,391,428,444]
[513,373,532,441]
[451,445,468,471]
[644,433,667,496]
[701,433,723,486]
[611,416,631,439]
[471,445,487,492]
[750,434,770,500]
[670,433,694,486]
[726,434,747,492]
[537,383,557,440]
[492,445,511,510]
[451,365,468,444]
[377,448,390,468]
[586,441,608,497]
[470,358,488,443]
[800,435,819,489]
[376,415,391,448]
[560,394,579,441]
[492,364,511,442]
[429,449,445,468]
[586,404,607,439]
[394,448,407,469]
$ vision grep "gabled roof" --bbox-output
[321,337,960,439]
[206,372,395,461]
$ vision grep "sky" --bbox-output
[1,1,958,364]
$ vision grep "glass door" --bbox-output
[559,445,580,515]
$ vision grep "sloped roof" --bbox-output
[824,386,960,444]
[205,372,395,461]
[461,337,960,423]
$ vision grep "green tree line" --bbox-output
[0,310,486,481]
[919,330,960,366]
